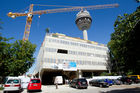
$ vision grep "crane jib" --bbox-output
[7,3,119,41]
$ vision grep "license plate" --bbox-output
[82,82,86,84]
[33,84,37,86]
[10,85,14,87]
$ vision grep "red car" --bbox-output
[27,78,42,92]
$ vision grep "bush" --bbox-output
[100,72,118,76]
[0,85,4,90]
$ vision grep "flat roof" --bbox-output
[46,33,107,47]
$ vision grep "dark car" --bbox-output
[130,76,140,83]
[69,78,88,89]
[120,76,132,85]
[104,79,113,86]
[89,79,109,88]
[112,79,122,85]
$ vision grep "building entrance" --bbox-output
[41,70,77,85]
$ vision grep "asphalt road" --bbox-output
[1,84,140,93]
[24,84,140,93]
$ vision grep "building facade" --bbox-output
[34,33,108,85]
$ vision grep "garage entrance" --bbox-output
[41,70,77,85]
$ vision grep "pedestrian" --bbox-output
[54,77,58,89]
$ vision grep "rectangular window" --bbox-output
[57,49,68,54]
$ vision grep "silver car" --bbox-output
[3,77,22,93]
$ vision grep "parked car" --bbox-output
[130,76,140,83]
[18,76,30,89]
[54,76,63,85]
[128,75,140,80]
[104,79,113,86]
[3,77,22,93]
[27,78,42,92]
[120,76,132,85]
[89,79,109,88]
[69,78,88,89]
[112,79,122,85]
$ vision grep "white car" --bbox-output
[3,77,22,93]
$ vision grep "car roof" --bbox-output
[30,78,40,80]
[7,77,20,79]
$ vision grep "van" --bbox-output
[54,76,63,84]
[128,75,140,79]
[128,75,140,83]
[19,76,30,89]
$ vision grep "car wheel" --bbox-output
[124,82,127,84]
[99,84,103,88]
[76,85,79,89]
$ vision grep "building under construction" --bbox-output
[34,33,108,85]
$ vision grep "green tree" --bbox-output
[0,40,36,76]
[136,0,140,3]
[108,7,140,75]
[9,40,36,76]
[45,28,50,33]
[0,19,3,29]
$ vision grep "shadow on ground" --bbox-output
[100,87,140,93]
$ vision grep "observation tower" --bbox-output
[75,10,92,40]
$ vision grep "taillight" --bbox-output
[28,83,31,86]
[14,84,21,87]
[4,85,10,87]
[78,82,81,85]
[86,82,88,85]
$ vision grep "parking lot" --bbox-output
[21,84,140,93]
[1,83,140,93]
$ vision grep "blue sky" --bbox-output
[0,0,139,74]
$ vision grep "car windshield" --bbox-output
[131,76,138,79]
[31,79,40,83]
[98,79,105,82]
[7,79,19,84]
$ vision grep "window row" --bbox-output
[44,58,106,66]
[45,48,107,58]
[47,38,107,51]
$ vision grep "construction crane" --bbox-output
[7,3,119,41]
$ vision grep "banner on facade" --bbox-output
[63,61,77,71]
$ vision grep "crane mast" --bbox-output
[7,3,119,41]
[23,4,34,41]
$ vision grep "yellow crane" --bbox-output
[7,3,119,41]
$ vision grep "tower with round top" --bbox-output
[75,10,92,40]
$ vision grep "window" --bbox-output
[57,49,68,54]
[7,79,19,84]
[31,79,40,83]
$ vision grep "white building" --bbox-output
[34,33,108,85]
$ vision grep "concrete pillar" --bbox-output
[83,30,88,40]
[39,70,41,79]
[78,70,82,78]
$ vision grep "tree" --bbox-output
[108,7,140,75]
[0,19,3,29]
[45,28,50,33]
[105,51,112,74]
[0,19,9,76]
[136,0,140,3]
[0,40,36,76]
[9,40,36,76]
